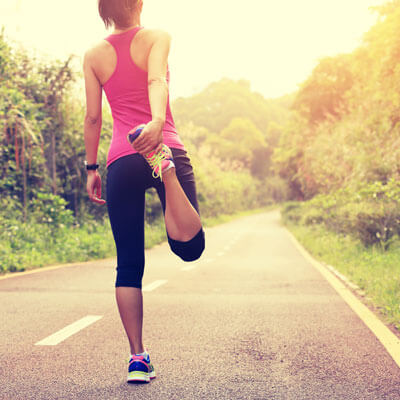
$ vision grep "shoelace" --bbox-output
[146,148,170,180]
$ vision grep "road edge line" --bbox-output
[285,228,400,369]
[0,258,116,281]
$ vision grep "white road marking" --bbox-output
[287,229,400,369]
[181,257,215,271]
[181,265,197,272]
[326,264,360,290]
[35,315,103,346]
[142,280,168,292]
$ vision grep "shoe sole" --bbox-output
[127,371,150,383]
[127,369,156,383]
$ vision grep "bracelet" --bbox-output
[148,77,168,86]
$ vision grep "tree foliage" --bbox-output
[173,78,291,135]
[274,1,400,200]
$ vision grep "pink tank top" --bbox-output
[103,26,185,168]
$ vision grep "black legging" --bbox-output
[106,148,205,288]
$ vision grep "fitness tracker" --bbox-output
[84,160,99,170]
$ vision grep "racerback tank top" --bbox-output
[103,26,185,168]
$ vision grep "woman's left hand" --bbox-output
[129,119,164,155]
[86,171,106,205]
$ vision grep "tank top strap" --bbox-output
[104,26,144,68]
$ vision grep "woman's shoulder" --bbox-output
[83,28,172,66]
[84,40,112,65]
[136,27,172,44]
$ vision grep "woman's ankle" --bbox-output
[162,166,176,181]
[131,346,145,354]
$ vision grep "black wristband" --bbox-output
[84,161,99,170]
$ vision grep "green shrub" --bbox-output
[281,201,303,224]
[29,192,74,232]
[303,208,325,226]
[263,175,290,203]
[353,207,400,250]
[282,180,400,251]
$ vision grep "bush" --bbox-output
[281,201,303,224]
[29,192,74,229]
[281,180,400,251]
[353,207,400,250]
[263,175,290,203]
[193,157,261,218]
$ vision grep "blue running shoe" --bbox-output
[127,352,156,383]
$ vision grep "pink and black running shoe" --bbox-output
[127,124,175,181]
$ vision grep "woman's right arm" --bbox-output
[130,30,172,155]
[147,30,171,125]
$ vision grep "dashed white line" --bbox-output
[35,315,103,346]
[181,257,215,271]
[182,265,197,272]
[142,280,168,292]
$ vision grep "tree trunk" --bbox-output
[51,131,57,195]
[20,126,27,223]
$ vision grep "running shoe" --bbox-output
[127,124,175,181]
[127,352,156,383]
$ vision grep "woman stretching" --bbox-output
[83,0,205,383]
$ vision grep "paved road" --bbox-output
[1,211,400,400]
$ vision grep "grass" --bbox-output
[284,220,400,331]
[0,218,167,275]
[0,220,116,274]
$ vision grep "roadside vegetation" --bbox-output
[278,1,400,330]
[281,187,400,330]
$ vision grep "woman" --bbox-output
[83,0,205,383]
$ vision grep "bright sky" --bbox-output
[0,0,386,100]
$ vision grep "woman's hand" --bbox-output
[129,119,164,155]
[86,170,106,205]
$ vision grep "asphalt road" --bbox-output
[1,210,400,400]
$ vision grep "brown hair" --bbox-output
[98,0,140,29]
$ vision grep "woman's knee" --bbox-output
[115,265,144,288]
[168,227,205,262]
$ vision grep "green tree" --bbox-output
[293,54,353,124]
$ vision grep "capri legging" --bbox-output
[106,148,205,288]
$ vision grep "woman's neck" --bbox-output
[113,17,141,34]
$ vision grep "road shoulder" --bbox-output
[285,227,400,369]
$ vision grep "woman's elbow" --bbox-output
[84,114,102,125]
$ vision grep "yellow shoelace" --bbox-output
[146,149,169,180]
